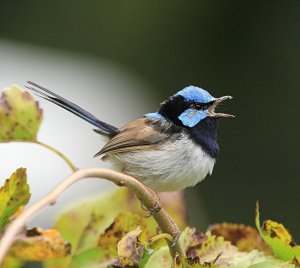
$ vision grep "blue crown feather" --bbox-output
[174,85,215,103]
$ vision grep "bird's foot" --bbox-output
[141,188,162,217]
[141,199,162,217]
[170,228,180,247]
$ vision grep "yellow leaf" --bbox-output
[256,202,300,261]
[9,227,71,261]
[0,168,31,230]
[0,85,43,142]
[98,212,143,260]
[117,227,143,267]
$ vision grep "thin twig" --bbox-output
[0,168,185,265]
[6,140,77,172]
[33,140,78,172]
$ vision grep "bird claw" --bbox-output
[170,228,180,247]
[141,200,162,217]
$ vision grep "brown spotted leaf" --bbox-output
[0,168,31,230]
[98,212,144,261]
[209,223,271,254]
[117,227,143,267]
[0,85,43,142]
[179,227,207,255]
[8,228,71,261]
[256,202,300,261]
[44,189,156,268]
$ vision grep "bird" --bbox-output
[26,81,233,192]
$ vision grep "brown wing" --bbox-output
[94,117,172,157]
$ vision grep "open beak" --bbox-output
[207,95,234,118]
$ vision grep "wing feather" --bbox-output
[94,118,172,157]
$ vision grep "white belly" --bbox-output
[106,135,215,192]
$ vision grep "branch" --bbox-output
[33,140,78,172]
[0,168,185,265]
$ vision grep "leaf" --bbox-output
[255,202,300,261]
[44,189,156,268]
[98,212,144,260]
[209,223,271,254]
[44,189,186,268]
[179,228,295,268]
[0,85,43,142]
[179,227,208,254]
[8,228,71,260]
[70,248,103,268]
[117,227,143,267]
[44,189,129,268]
[185,257,215,268]
[1,256,23,268]
[218,250,295,268]
[138,248,154,268]
[0,168,31,230]
[143,246,171,268]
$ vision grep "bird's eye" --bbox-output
[192,101,214,110]
[194,103,207,110]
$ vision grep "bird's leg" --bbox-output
[170,226,180,247]
[121,169,162,216]
[141,186,162,217]
[160,211,180,247]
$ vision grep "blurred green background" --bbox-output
[1,1,299,239]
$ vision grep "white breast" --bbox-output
[107,135,216,192]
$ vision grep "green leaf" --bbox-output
[255,202,300,262]
[44,189,155,268]
[70,248,103,268]
[143,246,171,268]
[139,249,154,268]
[1,256,23,268]
[219,250,295,268]
[43,189,186,268]
[0,168,31,230]
[0,85,43,142]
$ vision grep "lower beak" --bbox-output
[207,96,234,118]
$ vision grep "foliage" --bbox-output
[0,168,30,230]
[0,169,70,268]
[0,85,299,267]
[255,202,300,263]
[0,85,42,142]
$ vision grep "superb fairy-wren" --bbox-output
[26,82,233,192]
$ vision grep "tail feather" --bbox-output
[26,81,119,137]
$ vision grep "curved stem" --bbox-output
[0,168,185,265]
[34,140,77,172]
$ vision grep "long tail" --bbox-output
[26,81,119,137]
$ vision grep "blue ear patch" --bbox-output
[174,86,215,103]
[178,108,208,127]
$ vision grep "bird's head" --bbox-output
[157,85,234,128]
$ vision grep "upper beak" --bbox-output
[207,95,234,118]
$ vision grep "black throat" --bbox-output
[158,95,219,158]
[188,117,219,159]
